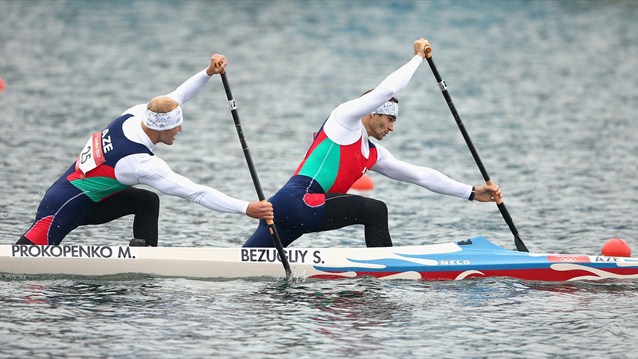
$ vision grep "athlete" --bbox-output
[244,38,501,248]
[17,54,273,247]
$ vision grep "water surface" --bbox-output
[1,0,637,357]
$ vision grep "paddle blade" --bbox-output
[515,235,529,252]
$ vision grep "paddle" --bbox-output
[218,70,293,278]
[423,46,529,252]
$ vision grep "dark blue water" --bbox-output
[1,0,637,357]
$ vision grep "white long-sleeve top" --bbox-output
[325,55,472,200]
[113,69,249,215]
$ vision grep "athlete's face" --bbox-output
[159,125,182,145]
[368,114,396,140]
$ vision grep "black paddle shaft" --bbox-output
[219,72,293,277]
[425,55,529,252]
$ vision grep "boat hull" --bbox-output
[2,237,638,282]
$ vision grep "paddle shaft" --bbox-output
[424,51,529,252]
[219,72,293,277]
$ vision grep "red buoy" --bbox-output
[350,174,374,191]
[601,237,631,257]
[0,77,5,92]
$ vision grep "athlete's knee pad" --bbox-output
[364,198,388,222]
[134,189,160,214]
[145,191,160,211]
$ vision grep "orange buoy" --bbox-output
[601,237,631,257]
[350,174,374,191]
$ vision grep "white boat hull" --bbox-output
[3,237,638,282]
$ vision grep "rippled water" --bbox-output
[1,0,637,357]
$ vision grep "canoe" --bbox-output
[2,236,638,281]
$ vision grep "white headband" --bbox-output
[144,106,183,131]
[372,101,399,117]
